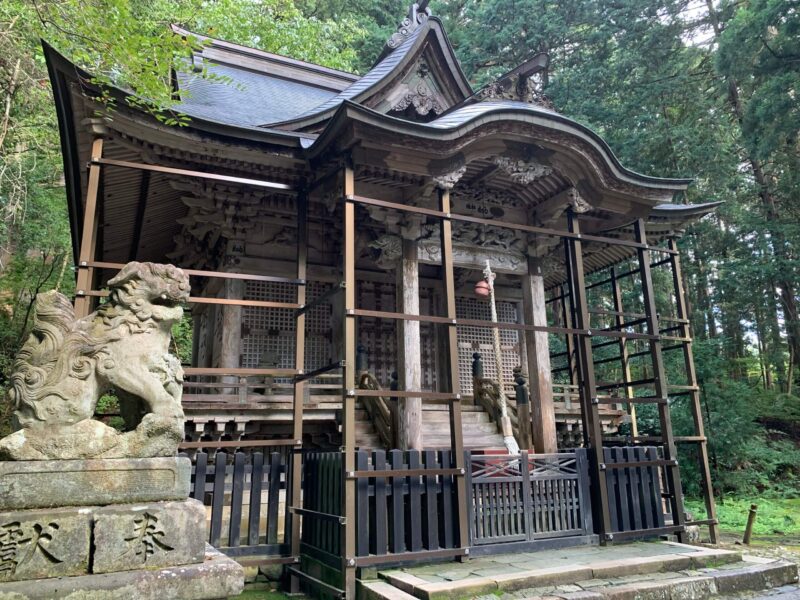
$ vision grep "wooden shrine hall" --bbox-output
[45,3,721,597]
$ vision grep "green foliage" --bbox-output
[686,498,800,536]
[32,0,363,122]
[172,313,194,365]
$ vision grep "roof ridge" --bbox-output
[170,24,360,83]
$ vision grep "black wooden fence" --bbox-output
[301,450,462,569]
[182,446,668,571]
[603,446,666,535]
[181,450,291,560]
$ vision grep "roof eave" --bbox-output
[306,100,692,193]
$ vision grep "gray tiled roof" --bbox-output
[426,100,559,128]
[260,25,426,126]
[176,62,337,127]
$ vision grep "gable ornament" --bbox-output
[387,2,431,49]
[393,81,445,116]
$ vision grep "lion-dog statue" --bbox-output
[0,262,190,460]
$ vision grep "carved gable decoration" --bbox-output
[386,2,431,50]
[371,52,458,121]
[364,12,473,122]
[389,61,446,117]
[368,186,528,273]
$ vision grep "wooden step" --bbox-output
[421,422,498,435]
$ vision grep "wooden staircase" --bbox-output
[182,373,507,450]
[351,402,506,450]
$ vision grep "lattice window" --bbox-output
[356,281,437,390]
[456,296,521,395]
[241,281,332,371]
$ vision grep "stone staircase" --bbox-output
[359,542,799,600]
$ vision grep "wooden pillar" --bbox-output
[523,255,557,453]
[396,237,422,450]
[220,279,244,373]
[566,210,612,541]
[74,137,104,318]
[220,278,244,396]
[438,188,469,556]
[669,237,719,543]
[635,220,686,542]
[288,191,308,591]
[341,166,357,597]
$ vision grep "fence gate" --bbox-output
[466,450,594,555]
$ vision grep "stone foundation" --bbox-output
[0,545,242,600]
[0,457,191,509]
[0,457,243,599]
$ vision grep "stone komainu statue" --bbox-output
[0,262,190,460]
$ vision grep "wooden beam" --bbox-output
[668,237,718,543]
[75,137,104,318]
[523,256,557,453]
[566,209,612,541]
[396,237,422,450]
[634,219,686,542]
[288,190,308,592]
[341,165,357,598]
[438,187,470,557]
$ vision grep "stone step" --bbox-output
[418,411,491,423]
[375,543,754,600]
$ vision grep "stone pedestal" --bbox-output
[0,457,243,599]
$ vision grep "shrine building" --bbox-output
[43,3,721,596]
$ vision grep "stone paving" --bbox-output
[368,541,798,600]
[388,541,701,584]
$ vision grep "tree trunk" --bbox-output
[704,0,800,384]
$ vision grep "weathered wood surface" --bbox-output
[467,450,593,547]
[523,255,557,453]
[396,238,423,450]
[603,446,666,534]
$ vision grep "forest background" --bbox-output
[0,0,798,535]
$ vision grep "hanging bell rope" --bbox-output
[482,260,521,455]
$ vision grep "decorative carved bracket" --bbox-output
[494,157,553,184]
[432,165,467,189]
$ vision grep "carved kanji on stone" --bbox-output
[123,513,174,562]
[0,521,63,575]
